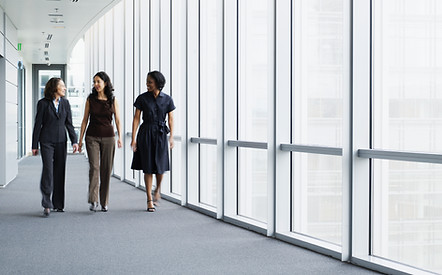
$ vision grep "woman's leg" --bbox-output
[144,173,155,211]
[52,142,67,210]
[40,143,55,210]
[99,137,115,209]
[154,174,164,203]
[86,136,100,208]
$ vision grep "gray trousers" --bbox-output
[85,136,115,207]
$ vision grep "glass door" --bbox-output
[32,64,66,120]
[38,70,61,99]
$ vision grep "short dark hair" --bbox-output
[147,71,166,91]
[44,77,62,99]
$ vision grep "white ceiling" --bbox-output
[0,0,120,64]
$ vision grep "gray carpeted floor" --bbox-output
[0,155,381,275]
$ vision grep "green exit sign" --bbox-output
[17,43,22,51]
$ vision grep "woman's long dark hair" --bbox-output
[44,77,62,99]
[90,71,114,104]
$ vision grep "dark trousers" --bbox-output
[40,142,67,209]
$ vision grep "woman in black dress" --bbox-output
[131,71,175,212]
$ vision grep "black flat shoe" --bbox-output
[53,208,64,212]
[43,208,50,217]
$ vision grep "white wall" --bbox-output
[0,10,18,187]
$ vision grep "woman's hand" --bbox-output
[169,136,174,149]
[131,140,137,152]
[78,141,83,153]
[32,149,38,156]
[117,138,123,148]
[72,144,79,153]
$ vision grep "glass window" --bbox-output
[293,0,344,148]
[238,0,270,223]
[67,39,85,145]
[198,0,222,207]
[372,160,442,273]
[199,145,217,207]
[292,153,342,244]
[199,0,220,140]
[373,0,442,152]
[291,0,346,245]
[372,1,442,273]
[199,0,223,207]
[170,0,187,195]
[111,1,125,179]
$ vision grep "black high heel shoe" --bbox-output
[147,200,156,212]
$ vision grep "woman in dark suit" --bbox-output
[32,77,79,217]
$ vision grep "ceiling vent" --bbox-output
[49,8,64,24]
[45,43,50,48]
[50,18,64,24]
[47,34,53,40]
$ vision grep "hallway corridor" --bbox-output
[0,155,379,274]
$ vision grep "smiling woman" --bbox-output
[78,71,122,212]
[31,77,79,216]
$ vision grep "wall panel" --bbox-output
[0,12,18,187]
[5,77,17,104]
[5,16,17,47]
[5,40,18,64]
[0,33,4,57]
[0,8,4,35]
[6,60,17,86]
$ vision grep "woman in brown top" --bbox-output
[79,71,122,212]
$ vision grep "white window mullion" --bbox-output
[274,0,291,235]
[352,0,372,261]
[223,0,238,219]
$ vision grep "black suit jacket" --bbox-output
[32,97,78,149]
